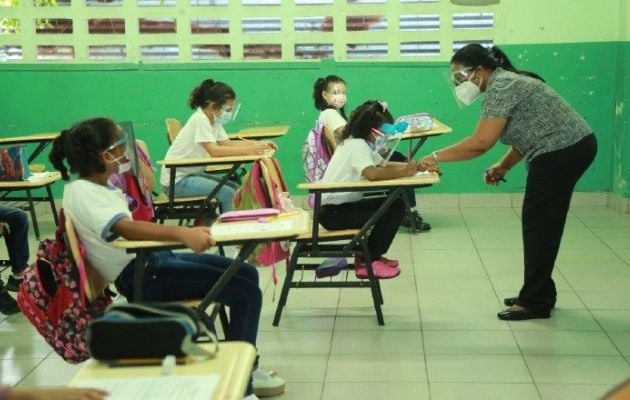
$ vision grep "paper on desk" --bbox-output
[74,374,220,400]
[27,172,52,182]
[415,171,432,176]
[211,220,293,236]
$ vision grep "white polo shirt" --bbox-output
[63,179,134,282]
[321,138,384,205]
[159,108,228,187]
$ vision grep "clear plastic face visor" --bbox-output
[444,66,476,109]
[220,102,241,122]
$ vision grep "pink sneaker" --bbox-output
[355,260,401,279]
[379,256,399,268]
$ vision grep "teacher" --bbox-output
[420,44,597,321]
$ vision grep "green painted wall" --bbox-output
[0,41,618,197]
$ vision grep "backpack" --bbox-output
[301,121,332,208]
[232,158,290,278]
[17,210,112,363]
[108,142,155,222]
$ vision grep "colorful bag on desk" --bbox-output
[395,113,433,133]
[0,145,30,181]
[17,210,112,363]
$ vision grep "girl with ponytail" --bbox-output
[160,79,277,212]
[419,43,597,321]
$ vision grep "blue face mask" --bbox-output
[370,129,388,153]
[214,102,241,125]
[215,110,233,125]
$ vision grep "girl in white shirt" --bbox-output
[160,79,277,212]
[320,100,420,279]
[313,75,431,231]
[50,118,282,400]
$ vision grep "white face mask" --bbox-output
[118,161,132,173]
[327,93,347,109]
[455,72,482,106]
[106,152,130,174]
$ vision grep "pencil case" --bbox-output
[315,258,348,278]
[395,113,433,133]
[87,303,216,364]
[218,208,280,222]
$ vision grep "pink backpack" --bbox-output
[17,210,112,363]
[232,158,290,278]
[301,122,331,208]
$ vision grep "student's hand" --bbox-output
[249,143,270,156]
[10,387,109,400]
[181,227,215,254]
[405,162,417,177]
[263,141,278,150]
[484,163,508,186]
[419,155,439,172]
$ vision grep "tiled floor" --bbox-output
[2,201,630,399]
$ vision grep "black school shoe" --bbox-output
[401,211,431,232]
[0,289,20,315]
[497,307,550,321]
[4,275,22,292]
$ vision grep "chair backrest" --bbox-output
[135,139,156,193]
[165,118,182,144]
[64,214,109,303]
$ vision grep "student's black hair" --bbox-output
[341,100,394,142]
[49,117,118,180]
[188,79,236,110]
[451,44,545,82]
[313,75,348,120]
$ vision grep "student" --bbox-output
[0,386,108,400]
[419,44,597,321]
[313,75,431,231]
[319,100,419,279]
[49,118,284,400]
[159,79,277,212]
[0,205,30,315]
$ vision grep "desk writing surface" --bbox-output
[69,341,255,400]
[0,171,61,188]
[0,132,59,145]
[388,119,452,141]
[298,172,440,191]
[112,209,309,250]
[158,150,275,168]
[227,125,289,140]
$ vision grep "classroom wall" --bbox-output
[0,0,626,198]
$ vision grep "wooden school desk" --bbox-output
[227,125,289,140]
[389,119,452,158]
[0,172,61,240]
[157,151,275,222]
[274,172,440,326]
[0,132,59,164]
[70,341,256,400]
[112,209,309,327]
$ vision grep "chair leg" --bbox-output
[361,241,384,325]
[273,242,302,326]
[218,305,229,335]
[26,189,40,240]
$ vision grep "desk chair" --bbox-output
[165,118,182,145]
[64,214,110,303]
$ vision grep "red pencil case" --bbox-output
[217,208,280,222]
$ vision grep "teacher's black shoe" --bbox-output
[497,308,550,321]
[503,296,519,307]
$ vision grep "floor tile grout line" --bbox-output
[464,203,544,399]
